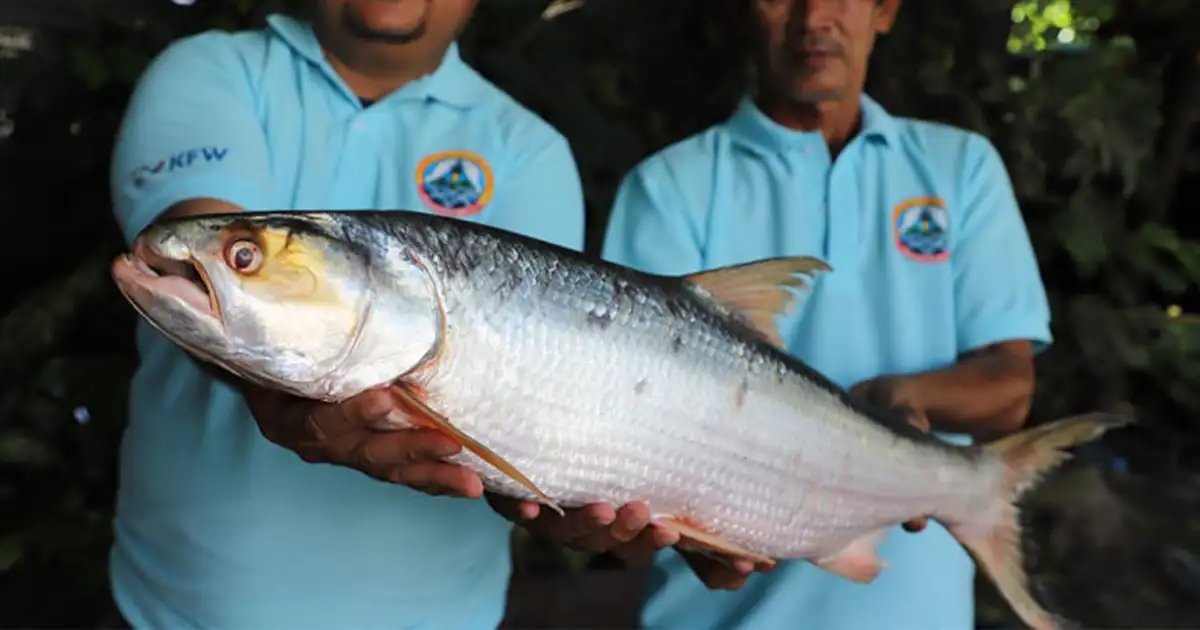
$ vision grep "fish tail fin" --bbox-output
[951,412,1132,630]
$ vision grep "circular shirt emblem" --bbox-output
[892,197,950,263]
[415,150,494,217]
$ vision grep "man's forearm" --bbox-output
[908,340,1036,438]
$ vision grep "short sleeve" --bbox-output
[600,161,704,276]
[486,130,585,253]
[952,135,1052,354]
[110,32,272,245]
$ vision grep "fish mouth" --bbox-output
[111,238,222,323]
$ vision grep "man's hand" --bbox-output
[851,373,934,534]
[850,374,932,432]
[851,342,1037,438]
[243,384,484,498]
[487,496,680,561]
[678,549,774,590]
[487,496,775,591]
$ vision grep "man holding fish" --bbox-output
[587,0,1057,628]
[103,0,611,627]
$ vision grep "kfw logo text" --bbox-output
[132,146,229,187]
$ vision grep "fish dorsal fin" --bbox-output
[683,256,832,348]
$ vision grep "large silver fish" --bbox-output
[111,210,1128,630]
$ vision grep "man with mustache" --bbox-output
[106,1,592,627]
[595,0,1052,628]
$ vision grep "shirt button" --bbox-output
[818,204,827,212]
[802,146,812,155]
[351,120,366,132]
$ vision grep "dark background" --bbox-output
[0,0,1198,628]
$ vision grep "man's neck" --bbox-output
[756,91,864,157]
[320,40,446,102]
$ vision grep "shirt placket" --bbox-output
[824,145,861,271]
[326,108,382,209]
[785,140,832,261]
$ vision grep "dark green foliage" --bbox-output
[0,0,1196,627]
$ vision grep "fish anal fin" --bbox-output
[813,529,888,584]
[683,256,831,348]
[390,383,564,516]
[657,516,776,568]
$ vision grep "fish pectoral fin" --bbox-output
[657,517,777,568]
[682,256,832,348]
[390,383,564,516]
[812,529,889,584]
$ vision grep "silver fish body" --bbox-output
[112,209,1129,630]
[383,214,998,559]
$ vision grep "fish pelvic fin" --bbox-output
[657,516,777,569]
[952,412,1132,630]
[391,382,564,516]
[812,528,889,583]
[683,256,831,348]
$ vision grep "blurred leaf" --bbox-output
[1177,245,1200,283]
[1141,222,1182,254]
[0,535,22,574]
[66,46,108,89]
[0,430,55,468]
[1055,193,1110,276]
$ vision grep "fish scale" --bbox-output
[113,209,1133,630]
[415,244,989,559]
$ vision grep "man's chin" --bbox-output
[788,82,845,104]
[342,3,429,44]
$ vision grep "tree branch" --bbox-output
[1149,41,1200,221]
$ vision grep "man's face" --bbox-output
[315,0,476,52]
[750,0,899,103]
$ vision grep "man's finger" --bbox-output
[729,558,756,573]
[256,399,349,447]
[387,461,484,498]
[890,404,930,433]
[516,501,540,521]
[349,429,463,471]
[485,494,541,523]
[680,551,751,591]
[529,503,615,542]
[907,410,932,433]
[610,523,680,567]
[340,388,398,426]
[606,502,651,543]
[243,387,297,443]
[567,502,651,553]
[274,388,394,449]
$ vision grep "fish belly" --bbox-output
[421,291,987,560]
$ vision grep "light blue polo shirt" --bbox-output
[602,95,1051,630]
[108,13,584,630]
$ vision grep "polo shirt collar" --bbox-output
[265,13,484,108]
[726,93,898,156]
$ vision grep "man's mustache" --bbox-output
[785,35,845,57]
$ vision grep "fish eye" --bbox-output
[225,238,264,274]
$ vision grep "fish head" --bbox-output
[111,211,442,401]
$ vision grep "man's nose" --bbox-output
[789,0,841,31]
